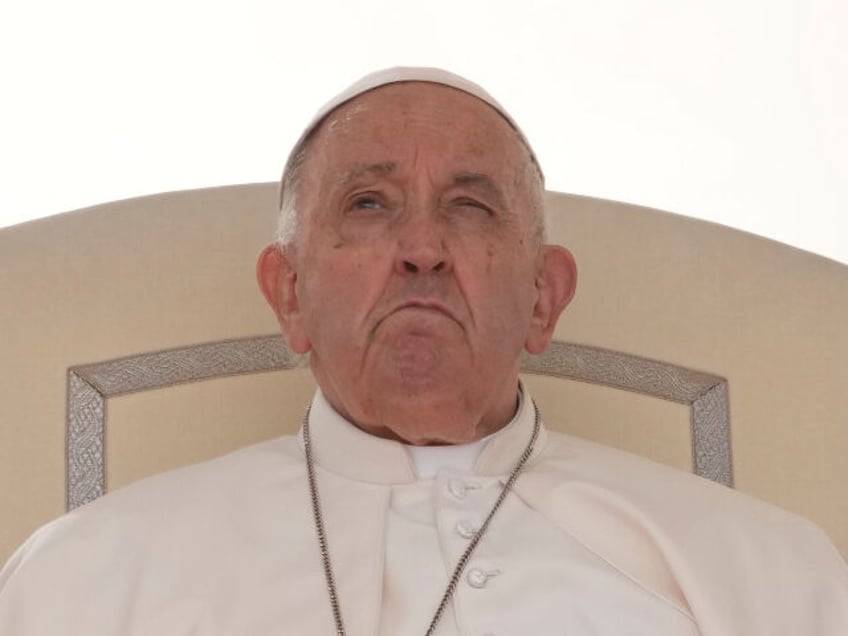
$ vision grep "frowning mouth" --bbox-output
[372,299,463,332]
[393,300,458,321]
[368,299,464,342]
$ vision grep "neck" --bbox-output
[331,386,522,446]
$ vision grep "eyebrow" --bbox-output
[338,162,398,186]
[452,172,508,209]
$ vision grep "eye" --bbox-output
[348,193,383,212]
[450,197,494,216]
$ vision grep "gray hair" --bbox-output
[276,142,310,248]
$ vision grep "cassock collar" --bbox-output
[298,387,548,485]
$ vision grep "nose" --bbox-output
[395,214,452,275]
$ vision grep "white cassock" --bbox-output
[1,389,847,635]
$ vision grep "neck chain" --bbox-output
[302,400,541,636]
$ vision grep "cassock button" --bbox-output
[455,519,479,539]
[448,478,470,499]
[466,567,500,589]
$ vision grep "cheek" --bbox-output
[491,255,538,320]
[464,255,532,323]
[299,251,386,330]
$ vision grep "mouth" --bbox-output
[368,298,465,344]
[372,298,463,334]
[393,300,458,322]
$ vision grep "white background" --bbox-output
[2,0,846,263]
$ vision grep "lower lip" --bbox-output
[384,306,457,328]
[397,305,450,317]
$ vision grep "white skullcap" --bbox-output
[282,66,542,184]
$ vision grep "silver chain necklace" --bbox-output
[302,400,541,636]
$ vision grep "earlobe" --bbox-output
[256,244,312,354]
[525,245,578,354]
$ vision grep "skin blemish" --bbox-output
[485,243,496,273]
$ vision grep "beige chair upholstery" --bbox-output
[1,183,846,565]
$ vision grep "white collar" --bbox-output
[299,386,546,485]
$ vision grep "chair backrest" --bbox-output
[1,183,846,564]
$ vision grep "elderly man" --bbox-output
[1,68,847,635]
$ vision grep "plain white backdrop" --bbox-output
[2,0,846,263]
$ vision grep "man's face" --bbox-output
[260,82,575,444]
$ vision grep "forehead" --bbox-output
[307,82,529,175]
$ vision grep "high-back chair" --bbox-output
[1,183,846,565]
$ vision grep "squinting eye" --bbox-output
[452,198,493,216]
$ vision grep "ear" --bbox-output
[256,244,312,354]
[524,245,578,354]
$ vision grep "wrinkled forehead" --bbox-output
[280,67,542,199]
[313,82,522,155]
